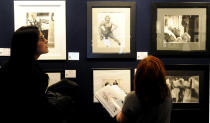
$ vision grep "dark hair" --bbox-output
[10,26,39,61]
[134,55,170,104]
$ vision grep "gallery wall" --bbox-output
[0,0,209,122]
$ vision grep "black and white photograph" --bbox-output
[164,15,199,43]
[98,15,121,47]
[92,8,130,54]
[156,8,206,51]
[152,3,210,57]
[14,1,66,60]
[164,64,209,111]
[26,12,55,48]
[93,69,131,102]
[87,2,136,59]
[166,75,199,103]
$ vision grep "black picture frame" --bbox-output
[87,1,136,59]
[165,64,209,110]
[152,2,210,57]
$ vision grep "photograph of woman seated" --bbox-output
[164,15,199,43]
[116,56,172,123]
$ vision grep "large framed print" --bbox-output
[87,2,136,59]
[93,69,131,102]
[165,64,209,110]
[14,1,66,60]
[152,3,210,57]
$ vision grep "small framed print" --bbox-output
[46,72,61,87]
[152,2,210,57]
[87,2,136,59]
[43,68,64,87]
[14,1,66,60]
[165,64,209,110]
[93,69,131,102]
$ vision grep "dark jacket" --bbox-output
[0,60,50,121]
[0,60,79,122]
[47,79,79,120]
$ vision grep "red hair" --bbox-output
[134,56,170,104]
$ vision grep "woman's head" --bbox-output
[36,31,48,58]
[105,15,110,23]
[134,56,170,104]
[10,26,48,60]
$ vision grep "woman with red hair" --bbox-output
[116,55,172,123]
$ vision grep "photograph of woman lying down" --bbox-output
[164,15,199,43]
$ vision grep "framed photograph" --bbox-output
[87,2,136,59]
[93,69,131,102]
[46,72,61,87]
[133,65,209,109]
[43,67,64,87]
[165,64,209,110]
[152,3,210,57]
[14,1,66,60]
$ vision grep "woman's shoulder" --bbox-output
[122,91,142,116]
[125,91,140,103]
[32,60,44,73]
[159,95,172,109]
[164,95,172,104]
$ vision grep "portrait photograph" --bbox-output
[92,8,130,54]
[152,3,210,57]
[87,2,136,59]
[93,69,131,102]
[14,1,66,60]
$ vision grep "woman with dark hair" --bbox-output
[1,26,79,122]
[10,26,48,60]
[9,26,48,98]
[116,55,172,123]
[0,26,53,121]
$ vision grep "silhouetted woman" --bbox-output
[0,26,56,122]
